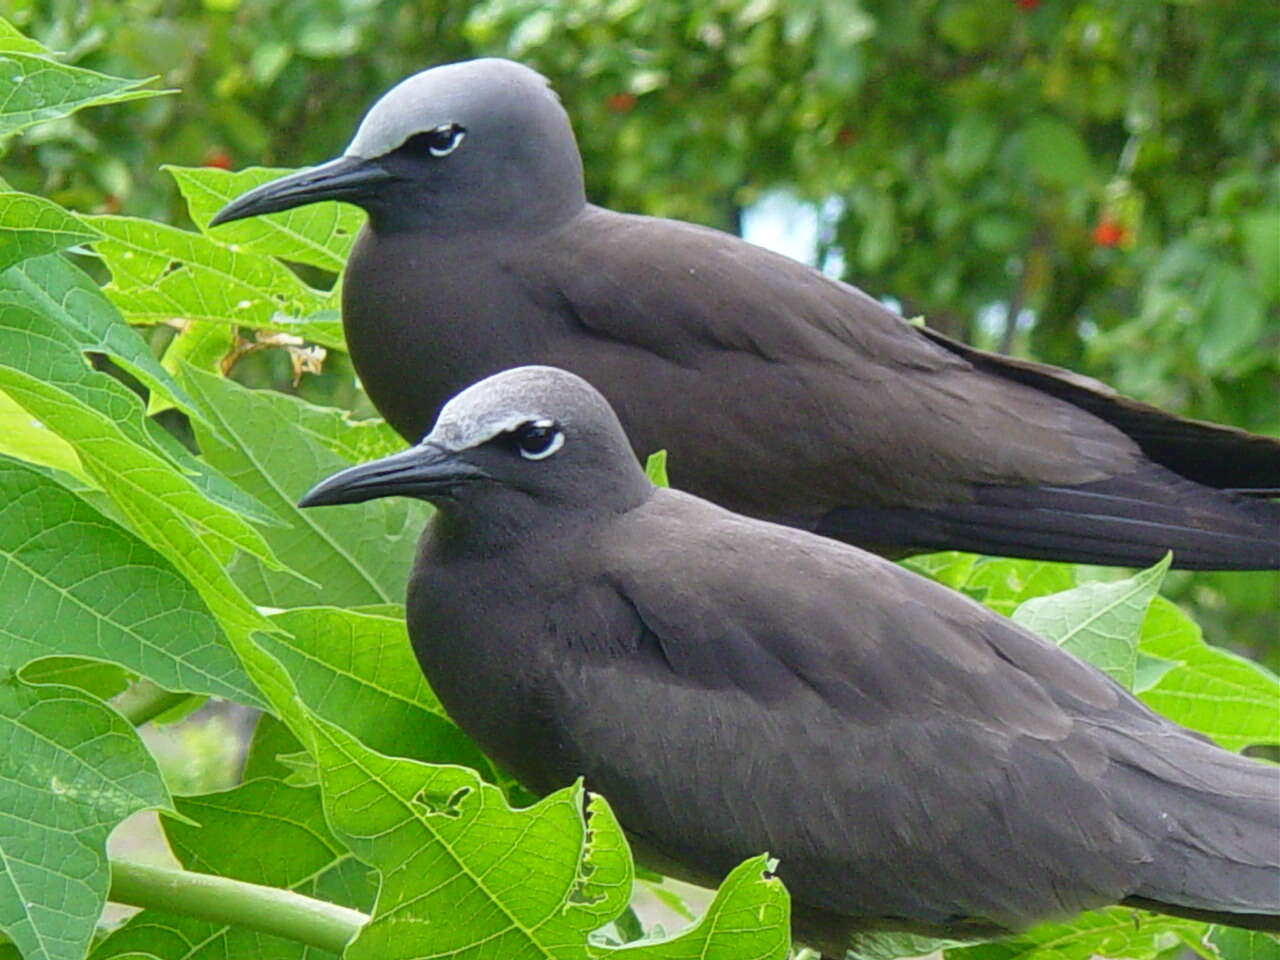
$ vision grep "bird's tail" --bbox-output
[1105,726,1280,931]
[918,326,1280,495]
[822,463,1280,570]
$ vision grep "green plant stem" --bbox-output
[111,680,193,726]
[109,859,367,952]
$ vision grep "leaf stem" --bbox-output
[108,859,367,953]
[111,680,193,726]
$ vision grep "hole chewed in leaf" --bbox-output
[412,784,470,818]
[568,788,610,907]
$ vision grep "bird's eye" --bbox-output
[512,420,564,461]
[402,123,466,158]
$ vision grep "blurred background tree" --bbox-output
[5,0,1276,657]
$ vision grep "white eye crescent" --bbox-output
[516,420,565,460]
[428,124,465,158]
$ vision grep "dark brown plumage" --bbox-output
[217,58,1280,570]
[300,366,1280,957]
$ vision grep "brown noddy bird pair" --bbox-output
[213,59,1280,571]
[300,366,1280,956]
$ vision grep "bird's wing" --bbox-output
[554,492,1278,931]
[535,209,1280,569]
[917,327,1280,495]
[539,207,1135,506]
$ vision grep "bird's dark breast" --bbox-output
[343,226,561,443]
[403,524,587,796]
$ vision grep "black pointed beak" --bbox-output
[298,444,489,508]
[211,155,397,226]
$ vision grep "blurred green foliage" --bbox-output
[5,0,1275,653]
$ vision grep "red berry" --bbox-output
[836,125,857,146]
[604,92,636,114]
[1092,218,1128,248]
[203,149,233,170]
[1015,0,1039,9]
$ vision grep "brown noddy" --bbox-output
[219,59,1280,570]
[299,365,1279,956]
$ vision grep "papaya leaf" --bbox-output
[0,677,170,960]
[170,165,365,273]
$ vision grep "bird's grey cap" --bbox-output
[345,58,566,160]
[425,365,620,451]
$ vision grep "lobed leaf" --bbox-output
[0,677,170,960]
[183,367,426,609]
[1012,555,1170,688]
[0,253,200,423]
[230,622,792,959]
[170,165,365,273]
[0,292,280,527]
[243,712,307,783]
[18,657,129,702]
[1209,926,1280,960]
[0,51,165,139]
[0,371,276,653]
[0,454,260,703]
[262,606,494,778]
[195,374,400,464]
[900,551,979,591]
[1137,596,1280,750]
[610,856,788,960]
[87,215,343,348]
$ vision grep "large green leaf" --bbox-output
[231,620,792,960]
[1011,555,1170,688]
[199,378,400,464]
[309,711,789,960]
[0,294,280,529]
[0,304,278,646]
[0,454,261,704]
[0,253,199,423]
[262,606,494,777]
[0,678,170,960]
[0,51,165,139]
[610,858,789,960]
[91,777,374,960]
[88,215,343,348]
[170,166,365,273]
[1137,596,1280,750]
[0,193,97,272]
[182,367,427,609]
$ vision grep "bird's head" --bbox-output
[299,366,652,530]
[210,59,585,234]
